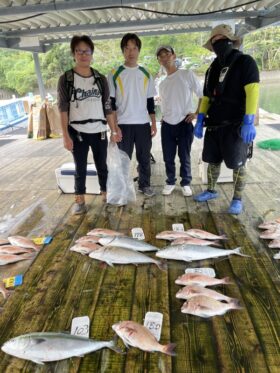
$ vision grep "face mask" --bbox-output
[212,38,233,63]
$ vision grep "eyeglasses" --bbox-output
[75,49,92,56]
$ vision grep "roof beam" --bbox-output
[1,10,267,38]
[0,0,168,17]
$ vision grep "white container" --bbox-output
[55,162,100,194]
[198,157,233,184]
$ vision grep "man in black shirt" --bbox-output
[193,24,259,215]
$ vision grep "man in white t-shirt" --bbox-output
[107,33,157,197]
[156,45,203,196]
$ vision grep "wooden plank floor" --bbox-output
[0,121,279,373]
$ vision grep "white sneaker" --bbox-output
[162,185,176,195]
[182,185,192,197]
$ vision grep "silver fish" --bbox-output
[176,285,238,303]
[98,236,158,252]
[75,235,100,244]
[181,295,242,317]
[185,229,227,240]
[1,332,121,365]
[273,251,280,260]
[171,237,221,246]
[156,245,249,262]
[89,246,166,270]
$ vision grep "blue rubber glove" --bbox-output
[194,113,205,139]
[241,114,256,144]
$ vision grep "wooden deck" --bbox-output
[0,121,279,373]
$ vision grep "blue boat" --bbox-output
[0,99,28,131]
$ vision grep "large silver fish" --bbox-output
[156,245,249,262]
[1,332,121,365]
[260,228,280,240]
[89,246,166,270]
[268,239,280,249]
[181,295,242,318]
[98,236,158,252]
[0,245,32,255]
[0,253,34,266]
[70,242,101,255]
[8,236,40,251]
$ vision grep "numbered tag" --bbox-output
[32,236,52,245]
[3,274,23,288]
[172,224,184,232]
[185,267,216,277]
[131,227,145,240]
[71,316,90,338]
[144,312,163,341]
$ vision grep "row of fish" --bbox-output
[1,320,176,364]
[175,272,242,318]
[71,228,249,266]
[258,218,280,259]
[0,236,39,267]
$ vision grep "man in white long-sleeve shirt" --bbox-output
[157,45,203,196]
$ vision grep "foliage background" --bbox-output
[0,26,279,96]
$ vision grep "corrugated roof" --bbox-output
[0,0,279,51]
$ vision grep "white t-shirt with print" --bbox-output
[69,72,107,133]
[107,65,156,124]
[159,69,203,125]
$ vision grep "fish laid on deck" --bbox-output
[156,245,249,262]
[259,228,280,240]
[181,295,242,317]
[258,218,280,229]
[1,332,121,365]
[0,245,32,255]
[273,251,280,259]
[89,246,166,270]
[70,242,101,255]
[0,282,11,300]
[171,237,221,246]
[268,239,280,249]
[75,235,100,244]
[98,236,159,252]
[155,231,192,241]
[112,321,176,355]
[185,229,227,240]
[8,236,40,251]
[176,285,238,303]
[175,273,232,287]
[0,238,9,246]
[0,253,34,265]
[87,228,124,237]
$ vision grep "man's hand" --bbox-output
[151,123,157,137]
[185,113,197,123]
[63,134,73,151]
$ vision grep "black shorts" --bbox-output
[202,124,249,169]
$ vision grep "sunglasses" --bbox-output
[75,49,92,56]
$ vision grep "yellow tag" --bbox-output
[33,238,44,245]
[3,277,15,288]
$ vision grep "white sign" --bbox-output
[172,224,184,232]
[71,316,90,338]
[131,227,145,240]
[185,267,216,277]
[144,312,163,341]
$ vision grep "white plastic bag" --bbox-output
[106,142,136,205]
